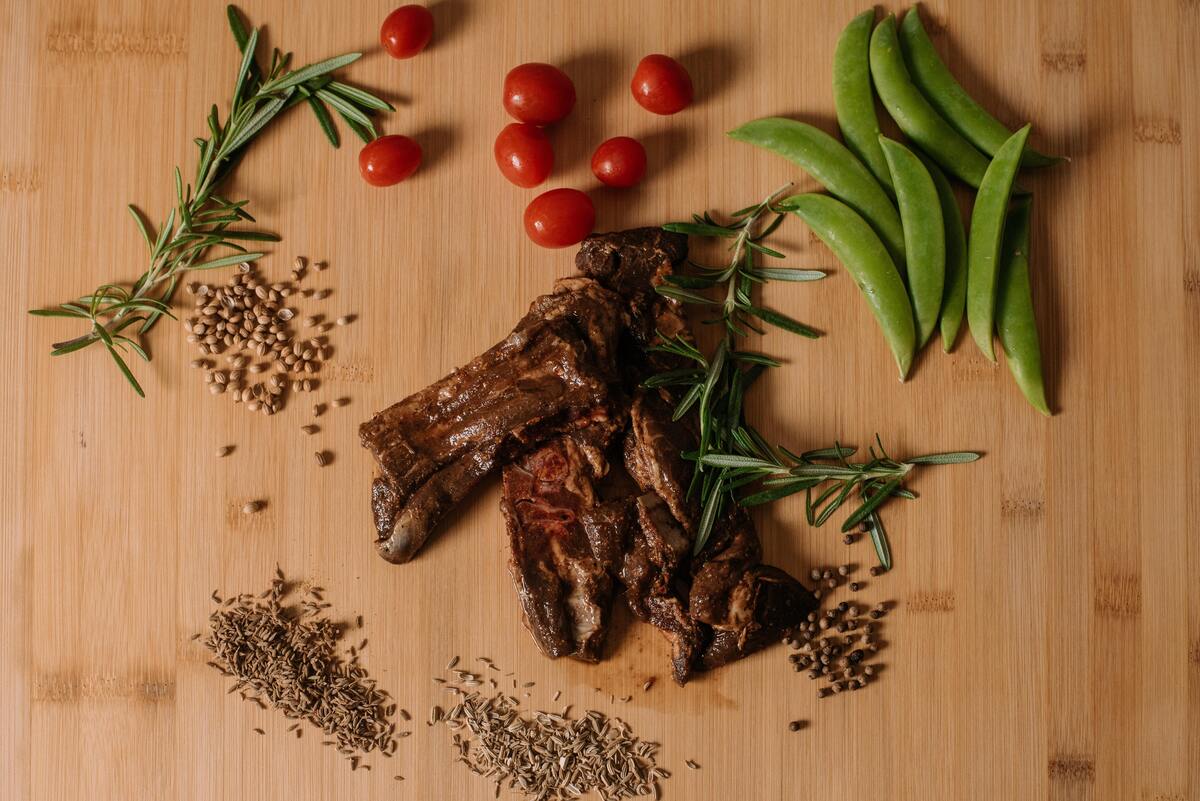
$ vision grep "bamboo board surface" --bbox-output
[3,1,1198,799]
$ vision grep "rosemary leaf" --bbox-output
[190,252,265,271]
[306,95,341,147]
[266,53,362,93]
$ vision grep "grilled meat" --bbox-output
[360,278,623,563]
[501,435,619,662]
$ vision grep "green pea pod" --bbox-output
[879,136,944,348]
[868,15,990,188]
[917,153,968,351]
[729,117,906,269]
[785,193,915,380]
[834,9,893,194]
[995,196,1051,415]
[967,123,1030,361]
[898,6,1063,168]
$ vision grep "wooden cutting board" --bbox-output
[3,1,1197,799]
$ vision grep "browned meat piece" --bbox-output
[360,278,624,563]
[579,499,633,575]
[620,493,705,684]
[691,510,816,669]
[501,436,618,662]
[700,565,815,670]
[688,509,763,626]
[576,228,691,376]
[623,392,698,532]
[575,227,689,349]
[620,387,816,683]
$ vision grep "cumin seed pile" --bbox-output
[434,685,667,801]
[201,571,397,759]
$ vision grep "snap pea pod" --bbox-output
[834,9,893,194]
[966,123,1030,361]
[995,196,1050,415]
[868,15,990,188]
[898,6,1062,168]
[784,193,915,380]
[879,136,944,348]
[918,152,968,351]
[729,118,906,269]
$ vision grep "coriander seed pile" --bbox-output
[184,258,349,416]
[200,570,399,762]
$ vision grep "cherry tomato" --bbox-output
[380,5,434,59]
[359,135,422,186]
[523,188,595,248]
[631,54,693,115]
[503,63,576,125]
[494,123,555,188]
[591,136,647,188]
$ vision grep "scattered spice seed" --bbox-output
[217,445,235,458]
[313,403,325,417]
[869,565,884,577]
[242,500,264,514]
[850,581,862,592]
[642,677,655,692]
[300,424,318,435]
[200,572,396,759]
[314,451,330,467]
[336,315,353,326]
[685,760,700,770]
[788,720,804,732]
[314,261,328,272]
[837,565,850,576]
[332,397,349,408]
[433,688,664,801]
[447,656,460,670]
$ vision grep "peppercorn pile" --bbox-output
[785,562,889,697]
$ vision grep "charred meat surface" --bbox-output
[620,493,704,684]
[502,436,617,662]
[692,510,816,669]
[360,278,623,563]
[576,227,691,375]
[624,392,698,532]
[620,384,816,683]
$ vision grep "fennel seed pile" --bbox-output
[433,681,667,801]
[201,571,398,759]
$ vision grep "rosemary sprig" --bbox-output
[28,6,394,396]
[650,185,826,554]
[700,436,980,568]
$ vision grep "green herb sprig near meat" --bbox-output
[654,189,979,566]
[29,6,393,396]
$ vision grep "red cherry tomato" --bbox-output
[503,63,576,125]
[591,136,647,188]
[631,54,693,115]
[494,123,555,188]
[380,5,434,59]
[523,189,595,248]
[359,135,422,186]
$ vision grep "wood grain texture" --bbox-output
[2,1,1197,799]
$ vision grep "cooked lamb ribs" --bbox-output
[501,431,622,663]
[359,278,624,563]
[360,227,816,682]
[619,390,817,682]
